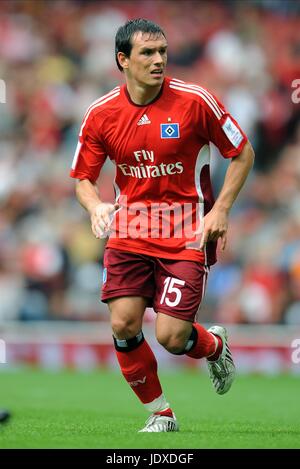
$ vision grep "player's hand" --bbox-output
[196,207,228,251]
[90,202,119,239]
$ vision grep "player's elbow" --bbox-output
[243,141,255,168]
[75,178,96,195]
[75,178,86,199]
[234,141,255,173]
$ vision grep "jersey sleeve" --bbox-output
[198,90,248,158]
[70,113,107,183]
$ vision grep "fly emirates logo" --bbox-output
[117,149,184,179]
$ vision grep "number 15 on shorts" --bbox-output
[160,276,186,307]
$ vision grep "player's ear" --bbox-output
[117,52,129,70]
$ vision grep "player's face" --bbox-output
[125,32,168,87]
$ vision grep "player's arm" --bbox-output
[200,141,254,250]
[76,179,118,239]
[70,113,118,239]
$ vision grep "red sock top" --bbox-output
[155,408,174,418]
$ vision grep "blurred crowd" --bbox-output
[0,0,300,325]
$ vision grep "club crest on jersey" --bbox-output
[160,123,180,139]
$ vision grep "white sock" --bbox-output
[207,332,219,358]
[144,393,170,413]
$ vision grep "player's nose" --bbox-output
[153,51,164,65]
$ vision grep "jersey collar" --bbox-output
[123,79,165,107]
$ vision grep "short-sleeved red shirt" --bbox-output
[70,77,247,265]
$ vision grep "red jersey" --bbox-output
[70,77,247,265]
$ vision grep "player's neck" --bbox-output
[126,81,162,105]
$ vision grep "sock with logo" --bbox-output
[184,323,223,360]
[114,331,170,412]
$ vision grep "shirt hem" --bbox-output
[107,240,216,265]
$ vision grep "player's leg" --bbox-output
[108,296,168,410]
[155,312,217,358]
[102,248,176,432]
[154,258,235,395]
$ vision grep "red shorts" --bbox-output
[101,248,209,322]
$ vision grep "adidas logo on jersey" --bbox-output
[137,114,151,126]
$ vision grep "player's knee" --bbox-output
[156,332,186,354]
[111,318,140,339]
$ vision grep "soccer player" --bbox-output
[70,19,254,432]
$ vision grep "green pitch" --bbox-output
[0,368,299,448]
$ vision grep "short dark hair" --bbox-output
[115,18,166,72]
